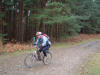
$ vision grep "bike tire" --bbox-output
[24,53,36,68]
[43,50,52,65]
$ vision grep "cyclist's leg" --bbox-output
[42,45,50,57]
[37,46,43,60]
[43,50,47,57]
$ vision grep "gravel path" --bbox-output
[0,40,100,75]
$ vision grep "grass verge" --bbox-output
[78,52,100,75]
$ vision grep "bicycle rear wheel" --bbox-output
[24,53,36,68]
[43,50,52,65]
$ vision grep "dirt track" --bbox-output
[0,40,100,75]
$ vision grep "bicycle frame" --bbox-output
[32,47,44,61]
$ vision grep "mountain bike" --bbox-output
[24,47,52,68]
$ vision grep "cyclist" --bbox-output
[34,32,51,59]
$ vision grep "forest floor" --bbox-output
[0,35,100,75]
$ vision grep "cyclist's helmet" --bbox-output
[36,32,42,36]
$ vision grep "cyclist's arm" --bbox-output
[33,38,43,47]
[32,39,39,46]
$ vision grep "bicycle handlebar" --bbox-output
[32,44,40,50]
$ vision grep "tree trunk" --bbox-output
[42,0,47,33]
[7,10,12,40]
[56,24,59,41]
[25,10,29,41]
[36,21,39,32]
[13,6,17,42]
[0,0,2,34]
[42,20,45,33]
[43,0,47,8]
[50,25,53,40]
[19,1,24,42]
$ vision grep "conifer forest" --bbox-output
[0,0,100,43]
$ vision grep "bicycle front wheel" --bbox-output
[24,53,36,68]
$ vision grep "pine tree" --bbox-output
[33,2,81,40]
[67,0,100,34]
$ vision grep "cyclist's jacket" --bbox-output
[35,35,51,47]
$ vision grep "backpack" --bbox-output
[42,34,51,45]
[42,34,49,39]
